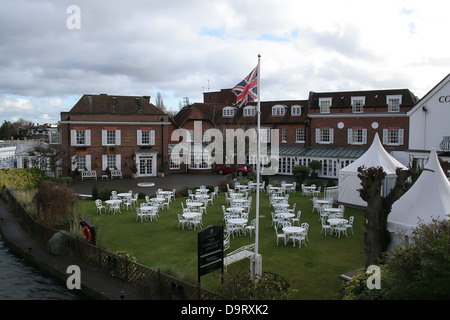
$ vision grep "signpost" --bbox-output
[197,225,224,285]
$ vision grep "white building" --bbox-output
[407,73,450,167]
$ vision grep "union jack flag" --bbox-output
[232,66,258,108]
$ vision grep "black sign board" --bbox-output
[197,225,224,284]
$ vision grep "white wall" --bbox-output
[409,75,450,152]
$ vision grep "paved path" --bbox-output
[70,172,295,196]
[70,173,227,196]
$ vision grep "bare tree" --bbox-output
[29,143,70,178]
[357,166,412,267]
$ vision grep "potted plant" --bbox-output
[158,163,165,178]
[130,164,138,179]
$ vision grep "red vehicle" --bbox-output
[216,164,253,176]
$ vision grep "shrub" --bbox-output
[32,180,78,227]
[216,271,292,300]
[92,183,99,199]
[292,165,311,184]
[342,219,450,300]
[218,180,233,192]
[0,168,44,192]
[98,187,125,201]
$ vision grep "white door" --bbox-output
[136,153,157,177]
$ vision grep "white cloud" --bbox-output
[0,0,449,123]
[0,96,34,112]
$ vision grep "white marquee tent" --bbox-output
[338,133,407,207]
[387,148,450,248]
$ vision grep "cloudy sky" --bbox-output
[1,0,449,125]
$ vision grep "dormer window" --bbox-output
[243,106,256,117]
[351,96,365,113]
[272,104,286,116]
[222,106,236,117]
[387,95,402,112]
[319,98,332,113]
[291,105,302,116]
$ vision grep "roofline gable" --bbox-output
[408,73,450,116]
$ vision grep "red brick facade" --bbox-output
[59,94,170,178]
[168,88,417,177]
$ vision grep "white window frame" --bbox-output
[281,128,287,143]
[387,95,402,112]
[102,129,121,146]
[137,129,156,146]
[347,128,367,145]
[315,128,334,144]
[319,98,332,113]
[243,106,256,117]
[71,154,92,171]
[222,106,236,117]
[383,129,404,146]
[295,128,305,143]
[102,154,121,170]
[189,153,211,169]
[260,127,271,143]
[291,105,302,116]
[170,156,180,170]
[71,129,91,146]
[351,96,365,113]
[271,104,286,116]
[49,129,61,144]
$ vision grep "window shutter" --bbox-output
[347,129,353,144]
[362,129,367,144]
[383,129,388,144]
[116,130,121,145]
[116,154,121,169]
[150,130,155,145]
[102,155,108,170]
[71,155,77,171]
[315,128,320,143]
[102,130,107,146]
[137,130,142,145]
[71,130,76,146]
[329,129,334,144]
[399,129,404,145]
[85,130,91,146]
[86,155,91,170]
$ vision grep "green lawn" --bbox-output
[75,190,366,299]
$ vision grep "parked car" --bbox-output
[216,164,253,176]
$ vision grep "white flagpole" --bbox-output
[252,54,262,278]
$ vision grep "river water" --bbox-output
[0,234,83,300]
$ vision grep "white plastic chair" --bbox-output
[274,226,287,246]
[301,222,310,242]
[130,193,138,207]
[321,217,332,236]
[123,197,133,211]
[245,219,256,236]
[290,232,307,248]
[335,222,348,238]
[110,202,121,214]
[346,216,354,234]
[95,199,106,214]
[291,210,301,226]
[177,214,188,230]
